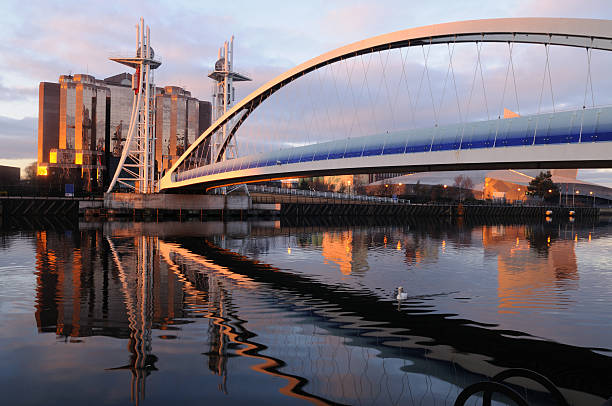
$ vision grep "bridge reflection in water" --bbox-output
[32,220,611,405]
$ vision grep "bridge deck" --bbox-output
[166,106,612,190]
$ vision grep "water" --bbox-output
[1,218,611,405]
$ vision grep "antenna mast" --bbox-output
[107,17,161,193]
[209,36,251,162]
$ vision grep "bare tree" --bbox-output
[453,175,474,201]
[24,161,38,181]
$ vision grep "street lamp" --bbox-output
[573,189,579,207]
[590,191,595,207]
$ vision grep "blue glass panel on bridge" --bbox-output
[285,147,300,164]
[247,155,261,169]
[256,153,271,167]
[405,128,434,153]
[327,140,347,160]
[565,111,581,143]
[313,142,332,161]
[287,150,302,164]
[361,136,384,156]
[264,151,286,167]
[598,108,612,140]
[494,117,514,147]
[236,156,250,171]
[462,121,497,149]
[382,132,409,155]
[578,108,600,142]
[592,108,612,142]
[298,144,317,162]
[536,111,578,144]
[431,126,461,151]
[220,160,232,174]
[343,137,365,158]
[170,106,612,184]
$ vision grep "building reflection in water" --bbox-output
[35,230,185,405]
[30,222,609,405]
[481,225,579,314]
[33,228,334,405]
[321,230,369,275]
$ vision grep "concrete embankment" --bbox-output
[279,201,597,218]
[0,193,599,220]
[0,196,82,217]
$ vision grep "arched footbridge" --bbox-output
[159,18,612,191]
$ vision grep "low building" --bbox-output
[0,165,20,186]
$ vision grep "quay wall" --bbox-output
[0,193,600,220]
[280,202,598,218]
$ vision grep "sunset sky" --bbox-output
[1,0,612,184]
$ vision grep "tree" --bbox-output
[24,161,38,182]
[298,178,309,190]
[527,171,559,202]
[453,175,474,201]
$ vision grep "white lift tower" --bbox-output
[107,18,161,194]
[208,36,251,162]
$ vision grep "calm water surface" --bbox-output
[1,218,611,405]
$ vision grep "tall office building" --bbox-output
[37,73,211,192]
[37,82,60,175]
[155,86,212,173]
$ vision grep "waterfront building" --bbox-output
[37,73,211,192]
[0,165,20,185]
[155,86,212,173]
[369,169,612,204]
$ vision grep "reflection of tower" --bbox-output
[205,275,230,393]
[106,235,158,406]
[107,17,161,193]
[208,36,251,162]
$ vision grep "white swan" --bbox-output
[397,286,408,300]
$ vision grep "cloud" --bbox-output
[0,82,37,102]
[0,115,37,159]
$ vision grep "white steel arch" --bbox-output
[160,18,612,191]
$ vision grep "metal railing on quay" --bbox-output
[247,185,406,204]
[0,184,102,199]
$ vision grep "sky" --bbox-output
[1,0,612,184]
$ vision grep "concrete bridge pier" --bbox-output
[102,193,261,219]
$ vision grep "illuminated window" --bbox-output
[75,152,83,165]
[37,166,48,176]
[49,151,57,163]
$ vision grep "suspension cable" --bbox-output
[509,39,521,115]
[476,38,490,120]
[399,44,417,128]
[537,44,548,115]
[422,38,438,126]
[465,42,481,123]
[437,42,453,124]
[499,42,512,118]
[546,37,556,113]
[583,39,595,108]
[448,37,462,124]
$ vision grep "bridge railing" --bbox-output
[247,185,407,204]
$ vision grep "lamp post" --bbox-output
[573,189,579,207]
[590,191,595,207]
